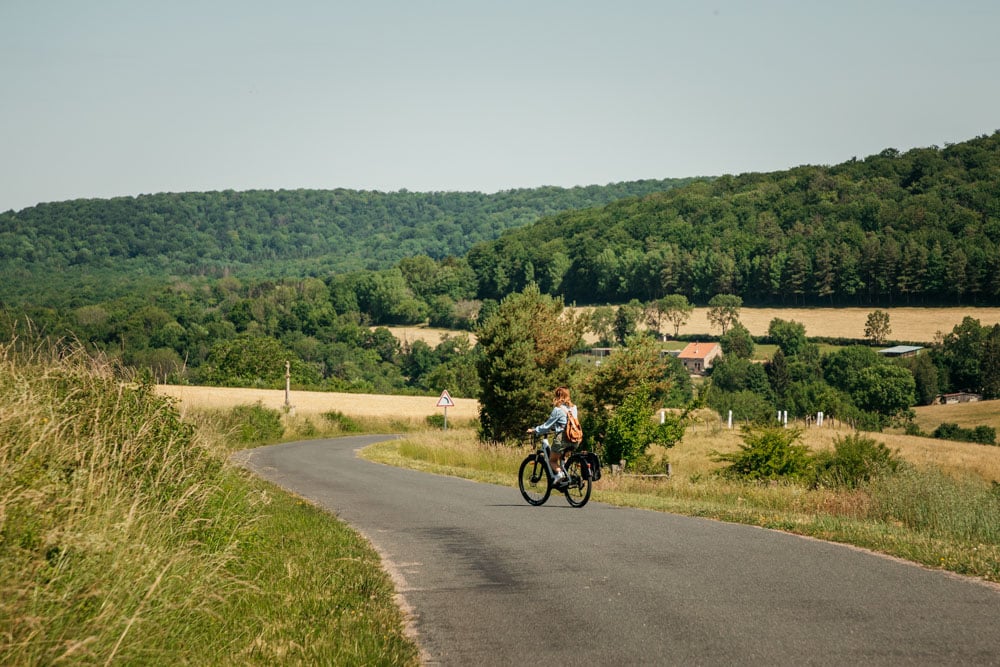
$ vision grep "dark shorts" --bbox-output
[551,431,574,453]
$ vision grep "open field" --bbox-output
[158,384,1000,483]
[157,384,480,421]
[382,307,1000,347]
[676,412,1000,484]
[620,306,1000,343]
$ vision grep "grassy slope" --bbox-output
[0,344,419,665]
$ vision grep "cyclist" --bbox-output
[526,386,578,486]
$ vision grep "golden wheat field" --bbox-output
[158,383,1000,483]
[157,384,479,421]
[382,307,1000,347]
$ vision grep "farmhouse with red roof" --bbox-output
[677,341,722,375]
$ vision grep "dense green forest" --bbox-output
[0,179,698,307]
[467,132,1000,306]
[2,134,1000,431]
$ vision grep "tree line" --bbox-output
[2,133,1000,443]
[0,179,698,307]
[466,132,1000,306]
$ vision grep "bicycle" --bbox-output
[518,432,593,507]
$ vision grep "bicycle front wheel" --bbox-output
[563,455,592,507]
[518,454,551,506]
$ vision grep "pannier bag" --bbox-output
[583,451,602,481]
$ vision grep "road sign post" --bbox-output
[436,390,455,430]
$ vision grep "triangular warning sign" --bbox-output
[436,390,455,407]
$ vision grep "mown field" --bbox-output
[384,306,1000,348]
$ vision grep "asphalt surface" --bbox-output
[235,435,1000,666]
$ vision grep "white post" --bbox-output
[817,411,824,427]
[660,409,665,424]
[727,410,733,429]
[783,410,788,426]
[284,360,291,410]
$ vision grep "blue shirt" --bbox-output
[535,404,577,435]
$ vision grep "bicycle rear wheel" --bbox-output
[518,454,551,506]
[563,455,592,507]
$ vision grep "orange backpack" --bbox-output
[563,406,583,444]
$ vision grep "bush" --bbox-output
[713,427,812,481]
[932,422,997,445]
[323,409,363,433]
[812,433,901,489]
[227,402,285,443]
[603,388,684,471]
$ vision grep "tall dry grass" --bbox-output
[0,338,248,664]
[1,339,420,665]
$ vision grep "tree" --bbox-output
[475,285,583,444]
[588,306,616,346]
[768,318,808,357]
[719,321,755,359]
[900,352,941,406]
[849,365,916,417]
[200,335,313,387]
[613,300,644,345]
[941,316,985,393]
[602,387,684,472]
[765,347,791,399]
[980,324,1000,400]
[643,300,666,340]
[659,294,693,338]
[864,310,891,346]
[707,294,742,335]
[823,346,883,392]
[578,336,690,468]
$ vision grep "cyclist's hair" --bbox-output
[553,386,573,407]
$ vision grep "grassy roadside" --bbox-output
[0,341,419,665]
[360,428,1000,585]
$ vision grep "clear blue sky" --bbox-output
[2,1,998,213]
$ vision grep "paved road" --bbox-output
[236,436,1000,666]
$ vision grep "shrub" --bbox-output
[323,409,363,433]
[227,402,285,443]
[932,422,998,445]
[973,425,997,445]
[713,426,812,481]
[603,388,684,471]
[812,433,901,489]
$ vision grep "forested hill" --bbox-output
[0,179,699,306]
[468,132,1000,306]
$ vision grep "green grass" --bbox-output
[361,430,1000,585]
[0,339,419,665]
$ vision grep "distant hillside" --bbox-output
[0,179,700,306]
[468,132,1000,306]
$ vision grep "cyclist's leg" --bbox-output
[550,434,568,481]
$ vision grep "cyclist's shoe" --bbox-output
[552,471,567,486]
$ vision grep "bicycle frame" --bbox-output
[518,433,592,507]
